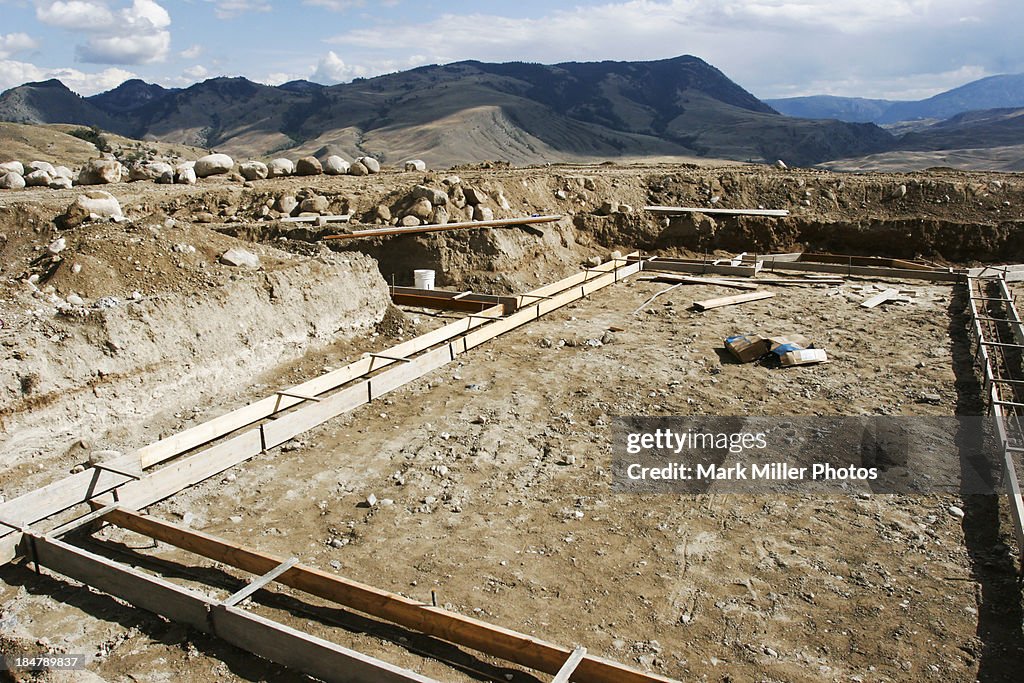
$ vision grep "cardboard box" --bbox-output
[768,334,810,356]
[725,334,770,363]
[780,348,829,366]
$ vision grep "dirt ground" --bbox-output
[0,162,1023,682]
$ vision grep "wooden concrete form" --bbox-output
[90,508,677,683]
[27,531,439,683]
[0,256,638,565]
[967,275,1024,564]
[758,256,963,282]
[645,205,790,217]
[390,286,519,314]
[638,274,759,290]
[323,215,562,241]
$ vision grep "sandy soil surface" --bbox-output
[0,162,1022,682]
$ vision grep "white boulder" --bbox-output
[0,172,26,190]
[0,161,24,176]
[267,158,294,178]
[62,190,122,227]
[175,165,197,185]
[77,159,123,185]
[194,153,234,178]
[404,159,426,172]
[220,247,260,268]
[49,176,73,190]
[239,161,269,181]
[24,170,53,187]
[324,155,350,175]
[28,161,56,175]
[356,156,380,173]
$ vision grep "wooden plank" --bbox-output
[552,646,587,683]
[103,509,678,683]
[631,257,758,278]
[223,557,299,606]
[760,259,963,282]
[638,274,759,290]
[392,292,504,313]
[644,205,789,217]
[31,533,437,683]
[209,604,439,683]
[324,215,562,240]
[693,291,775,311]
[262,384,367,451]
[861,288,900,308]
[45,504,119,539]
[391,287,517,314]
[98,429,265,511]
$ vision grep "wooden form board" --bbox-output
[629,255,759,278]
[0,256,638,564]
[638,274,759,290]
[693,291,775,311]
[28,531,438,683]
[99,508,678,683]
[758,257,963,282]
[323,215,562,241]
[390,287,519,314]
[990,279,1024,557]
[644,205,790,217]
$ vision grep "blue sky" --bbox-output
[0,1,1022,99]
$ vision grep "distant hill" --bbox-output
[767,73,1024,125]
[0,79,119,130]
[0,55,895,167]
[897,106,1024,151]
[88,79,178,115]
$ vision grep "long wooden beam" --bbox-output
[27,531,438,683]
[324,215,562,240]
[101,509,677,683]
[633,254,963,282]
[390,287,519,314]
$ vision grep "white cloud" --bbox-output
[0,33,39,59]
[181,44,202,59]
[0,58,136,95]
[322,0,1024,99]
[259,71,303,86]
[183,64,209,79]
[205,0,271,19]
[310,50,430,84]
[303,0,364,11]
[35,0,171,65]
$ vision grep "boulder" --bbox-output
[441,175,461,186]
[62,190,122,227]
[77,159,123,185]
[0,160,24,176]
[194,153,234,178]
[323,155,349,175]
[52,165,73,180]
[156,169,174,184]
[220,247,260,268]
[0,172,26,190]
[400,215,421,227]
[28,161,56,175]
[408,197,433,221]
[473,205,495,221]
[356,156,380,173]
[239,161,269,181]
[299,195,330,214]
[463,187,487,206]
[49,176,73,190]
[349,161,369,176]
[373,204,391,223]
[175,166,197,185]
[24,170,53,187]
[128,163,157,181]
[295,156,323,176]
[275,195,298,214]
[431,206,449,225]
[412,185,448,206]
[404,159,426,172]
[267,158,294,178]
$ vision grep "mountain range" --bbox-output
[0,56,1020,170]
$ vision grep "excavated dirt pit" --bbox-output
[0,163,1022,682]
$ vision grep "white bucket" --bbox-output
[413,269,435,290]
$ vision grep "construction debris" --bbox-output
[693,291,775,311]
[861,288,901,308]
[639,274,759,290]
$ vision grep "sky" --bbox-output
[0,0,1021,100]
